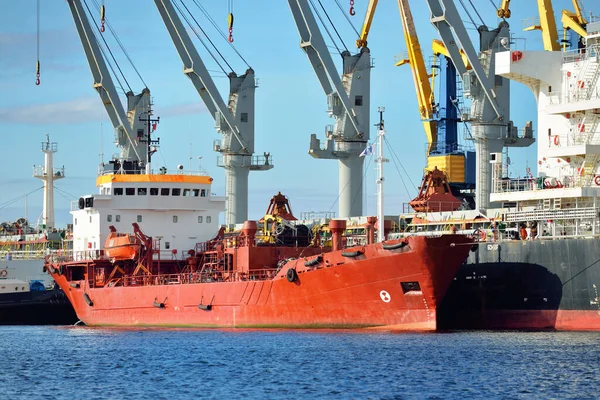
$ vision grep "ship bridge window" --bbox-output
[107,215,112,222]
[138,188,147,195]
[85,197,94,208]
[193,189,199,197]
[150,188,159,196]
[137,215,142,223]
[241,112,248,122]
[355,95,363,106]
[183,189,191,196]
[206,216,212,223]
[201,189,206,197]
[165,242,170,250]
[172,188,181,196]
[161,188,170,196]
[114,188,123,196]
[126,188,135,196]
[198,216,203,223]
[173,216,178,223]
[116,215,121,222]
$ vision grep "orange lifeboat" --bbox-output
[104,226,141,262]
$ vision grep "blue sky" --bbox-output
[0,0,579,226]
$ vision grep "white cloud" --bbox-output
[0,97,209,125]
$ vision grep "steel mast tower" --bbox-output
[154,0,273,227]
[288,0,371,218]
[33,135,65,231]
[67,0,153,174]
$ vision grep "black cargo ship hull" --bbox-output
[439,239,600,330]
[0,288,78,325]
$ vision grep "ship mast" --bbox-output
[33,135,65,231]
[376,107,386,243]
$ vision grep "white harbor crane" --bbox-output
[288,0,371,218]
[153,0,273,227]
[423,0,534,212]
[67,0,155,174]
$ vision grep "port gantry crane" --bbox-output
[67,0,154,174]
[288,0,371,218]
[154,0,273,227]
[395,0,476,211]
[424,0,534,212]
[562,0,588,50]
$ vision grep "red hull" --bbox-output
[49,235,471,331]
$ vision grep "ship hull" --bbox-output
[438,239,600,330]
[50,235,472,330]
[0,288,78,325]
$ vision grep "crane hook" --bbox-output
[100,5,106,33]
[227,13,234,43]
[35,60,41,86]
[349,0,355,16]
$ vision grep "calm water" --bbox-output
[1,327,599,399]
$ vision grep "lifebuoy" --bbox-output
[594,175,600,186]
[553,135,560,146]
[0,269,7,278]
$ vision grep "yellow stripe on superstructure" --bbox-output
[96,174,213,186]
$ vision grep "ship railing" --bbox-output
[401,202,471,214]
[46,249,104,263]
[96,268,279,288]
[97,168,209,177]
[0,249,49,260]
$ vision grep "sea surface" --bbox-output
[0,327,599,399]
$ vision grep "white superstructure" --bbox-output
[71,169,225,259]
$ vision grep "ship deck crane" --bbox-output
[424,0,534,212]
[562,0,588,49]
[67,0,154,173]
[153,0,273,227]
[288,0,371,218]
[522,0,560,51]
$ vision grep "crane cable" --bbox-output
[35,0,40,86]
[174,0,232,75]
[91,0,148,89]
[309,0,346,54]
[467,0,486,27]
[82,0,132,93]
[457,0,478,30]
[227,0,234,42]
[334,0,360,39]
[191,0,250,68]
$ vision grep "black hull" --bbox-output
[439,239,600,330]
[0,289,78,325]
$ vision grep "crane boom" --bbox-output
[397,0,436,154]
[67,0,147,165]
[288,0,371,218]
[357,0,378,48]
[288,0,363,137]
[426,0,502,120]
[153,0,247,152]
[562,0,588,40]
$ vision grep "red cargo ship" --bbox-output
[45,192,472,330]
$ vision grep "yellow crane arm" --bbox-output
[562,10,589,38]
[396,0,436,154]
[356,0,378,48]
[572,0,587,24]
[497,0,511,18]
[431,39,472,70]
[524,0,560,51]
